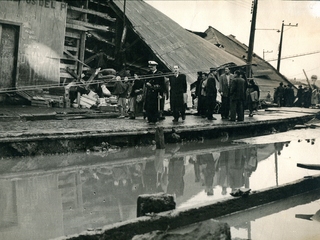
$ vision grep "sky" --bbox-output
[145,0,320,81]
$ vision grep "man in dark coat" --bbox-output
[144,60,167,124]
[285,84,295,107]
[275,82,285,107]
[169,65,187,122]
[229,70,246,121]
[206,68,218,120]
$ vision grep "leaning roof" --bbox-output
[111,0,245,82]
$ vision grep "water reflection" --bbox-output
[0,138,319,240]
[218,189,320,240]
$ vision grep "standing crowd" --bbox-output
[273,82,320,108]
[111,60,188,125]
[192,67,260,122]
[110,62,263,125]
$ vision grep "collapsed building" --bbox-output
[0,0,284,108]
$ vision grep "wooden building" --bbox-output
[0,0,245,104]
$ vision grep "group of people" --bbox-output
[112,63,263,124]
[273,82,320,108]
[193,67,260,121]
[112,60,187,124]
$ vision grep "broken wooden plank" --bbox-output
[67,19,115,33]
[68,5,116,22]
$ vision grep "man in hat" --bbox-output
[144,60,167,124]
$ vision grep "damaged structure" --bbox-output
[0,0,288,108]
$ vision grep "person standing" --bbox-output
[197,72,208,117]
[128,72,144,119]
[295,85,304,107]
[229,70,246,121]
[144,60,166,124]
[206,68,218,120]
[275,82,285,107]
[112,76,129,118]
[246,79,260,117]
[169,65,187,122]
[285,85,295,107]
[191,71,202,113]
[219,67,234,120]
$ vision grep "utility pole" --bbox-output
[263,49,273,60]
[277,21,298,72]
[246,0,258,79]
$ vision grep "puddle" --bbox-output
[0,130,319,239]
[217,189,320,240]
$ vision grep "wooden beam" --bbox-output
[89,0,111,7]
[68,5,116,22]
[66,23,89,32]
[89,31,115,46]
[67,19,115,33]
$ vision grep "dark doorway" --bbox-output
[0,23,19,102]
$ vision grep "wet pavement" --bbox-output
[0,105,318,142]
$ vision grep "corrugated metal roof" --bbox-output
[112,0,245,84]
[204,26,293,98]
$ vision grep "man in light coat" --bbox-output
[219,67,234,120]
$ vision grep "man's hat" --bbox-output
[148,60,158,66]
[210,67,216,72]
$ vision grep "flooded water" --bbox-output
[0,129,320,240]
[217,189,320,240]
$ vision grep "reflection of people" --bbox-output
[154,149,169,193]
[167,155,185,197]
[243,147,258,188]
[228,149,246,192]
[213,151,229,195]
[169,65,187,122]
[195,153,216,196]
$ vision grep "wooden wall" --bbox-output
[0,0,67,89]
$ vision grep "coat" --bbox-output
[219,73,234,97]
[230,77,246,101]
[144,70,166,112]
[169,73,187,111]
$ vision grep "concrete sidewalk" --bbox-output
[0,105,319,156]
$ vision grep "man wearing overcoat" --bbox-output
[144,60,166,124]
[229,70,246,121]
[169,65,187,122]
[206,68,218,120]
[219,67,234,119]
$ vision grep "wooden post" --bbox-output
[155,127,165,149]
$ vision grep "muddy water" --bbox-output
[0,130,319,240]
